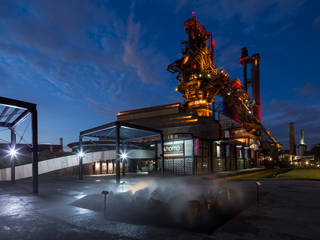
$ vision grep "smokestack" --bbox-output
[240,47,249,92]
[289,122,296,155]
[298,129,307,156]
[300,130,305,145]
[251,53,261,122]
[60,137,63,152]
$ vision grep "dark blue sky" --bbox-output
[0,0,319,149]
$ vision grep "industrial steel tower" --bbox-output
[168,15,280,151]
[168,15,253,123]
[168,16,218,117]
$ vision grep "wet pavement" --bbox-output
[0,174,319,239]
[212,180,320,240]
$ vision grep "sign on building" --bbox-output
[164,142,184,157]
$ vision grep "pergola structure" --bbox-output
[79,121,164,183]
[0,96,38,193]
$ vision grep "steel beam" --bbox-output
[5,108,19,125]
[160,133,164,176]
[32,108,39,194]
[0,96,36,110]
[11,110,30,128]
[80,121,162,138]
[115,122,120,184]
[0,106,9,121]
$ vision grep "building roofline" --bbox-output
[117,103,181,116]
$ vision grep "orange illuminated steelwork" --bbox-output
[168,14,280,151]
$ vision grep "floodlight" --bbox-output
[120,152,128,160]
[78,151,85,158]
[9,148,17,157]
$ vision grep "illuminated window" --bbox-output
[217,144,221,158]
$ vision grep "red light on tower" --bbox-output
[192,11,196,16]
[193,64,197,69]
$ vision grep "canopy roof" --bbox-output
[0,96,36,129]
[80,121,162,141]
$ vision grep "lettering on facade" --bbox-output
[164,142,184,157]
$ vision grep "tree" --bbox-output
[310,146,320,162]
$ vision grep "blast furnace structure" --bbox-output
[86,15,281,176]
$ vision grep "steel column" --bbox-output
[79,136,83,180]
[243,63,248,92]
[10,129,16,184]
[116,123,120,184]
[160,134,164,176]
[32,108,38,194]
[154,143,158,171]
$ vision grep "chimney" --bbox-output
[240,47,249,92]
[251,53,261,122]
[300,130,305,145]
[289,122,296,155]
[60,137,63,152]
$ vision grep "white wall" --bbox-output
[0,149,154,181]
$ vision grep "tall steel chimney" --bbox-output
[289,122,296,155]
[60,137,63,152]
[300,130,305,145]
[240,47,249,92]
[251,53,261,122]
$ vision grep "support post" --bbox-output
[10,129,16,184]
[116,123,120,184]
[160,134,164,176]
[32,108,39,194]
[243,63,248,92]
[154,143,158,171]
[79,136,83,180]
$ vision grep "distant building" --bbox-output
[298,130,307,156]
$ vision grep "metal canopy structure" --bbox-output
[79,121,164,183]
[0,96,38,193]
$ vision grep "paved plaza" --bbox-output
[0,174,319,240]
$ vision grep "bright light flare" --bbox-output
[78,151,85,158]
[9,148,17,157]
[120,152,128,160]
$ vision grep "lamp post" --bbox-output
[10,129,16,184]
[120,152,128,176]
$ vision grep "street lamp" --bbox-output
[9,148,17,158]
[120,152,128,160]
[78,151,85,158]
[120,151,128,177]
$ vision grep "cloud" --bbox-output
[292,83,320,95]
[175,0,189,13]
[0,0,172,115]
[85,97,118,118]
[313,15,320,28]
[122,5,168,84]
[263,100,320,148]
[194,0,307,23]
[216,44,242,71]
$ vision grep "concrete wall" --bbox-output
[0,149,154,181]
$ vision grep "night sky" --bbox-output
[0,0,319,149]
